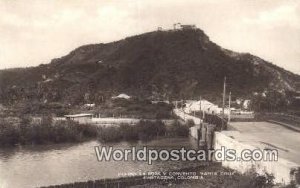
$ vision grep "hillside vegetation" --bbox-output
[0,28,299,111]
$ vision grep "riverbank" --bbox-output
[98,120,189,142]
[0,116,189,147]
[0,116,98,146]
[39,163,281,188]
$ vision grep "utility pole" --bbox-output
[199,96,202,145]
[181,99,183,111]
[222,77,226,116]
[222,76,226,130]
[200,96,205,120]
[199,96,201,118]
[182,99,186,121]
[228,92,231,123]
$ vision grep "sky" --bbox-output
[0,0,299,74]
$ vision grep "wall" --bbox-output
[214,131,299,184]
[67,116,92,124]
[189,123,216,149]
[190,125,200,139]
[173,109,201,124]
[91,118,175,127]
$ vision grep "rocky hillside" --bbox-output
[0,28,299,106]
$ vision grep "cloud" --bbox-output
[243,2,300,28]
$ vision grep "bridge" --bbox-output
[174,107,300,185]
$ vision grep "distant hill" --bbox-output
[0,28,299,107]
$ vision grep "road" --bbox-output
[173,109,202,124]
[228,121,300,165]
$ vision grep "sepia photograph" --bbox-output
[0,0,299,187]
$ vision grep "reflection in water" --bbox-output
[0,137,199,188]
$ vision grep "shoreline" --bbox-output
[40,163,222,188]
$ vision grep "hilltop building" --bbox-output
[180,24,196,30]
[173,23,197,30]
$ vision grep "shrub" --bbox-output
[137,120,166,141]
[186,119,195,127]
[97,126,123,142]
[168,120,189,137]
[97,120,167,143]
[119,123,139,141]
[0,116,99,146]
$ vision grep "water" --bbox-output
[0,137,200,188]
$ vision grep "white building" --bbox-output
[64,113,93,124]
[84,103,95,108]
[112,93,131,100]
[243,100,251,109]
[184,100,222,115]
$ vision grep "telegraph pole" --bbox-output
[222,77,226,130]
[222,77,226,117]
[199,96,202,118]
[182,99,185,120]
[228,92,231,123]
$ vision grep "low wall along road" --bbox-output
[214,121,300,184]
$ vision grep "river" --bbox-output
[0,137,200,188]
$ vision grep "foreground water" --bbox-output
[0,137,200,188]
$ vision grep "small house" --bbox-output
[243,100,251,110]
[112,93,131,100]
[84,103,96,108]
[184,100,222,114]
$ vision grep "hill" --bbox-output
[0,28,299,110]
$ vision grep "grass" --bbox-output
[130,166,276,188]
[0,116,98,146]
[95,99,175,119]
[47,164,278,188]
[0,116,189,146]
[98,120,189,143]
